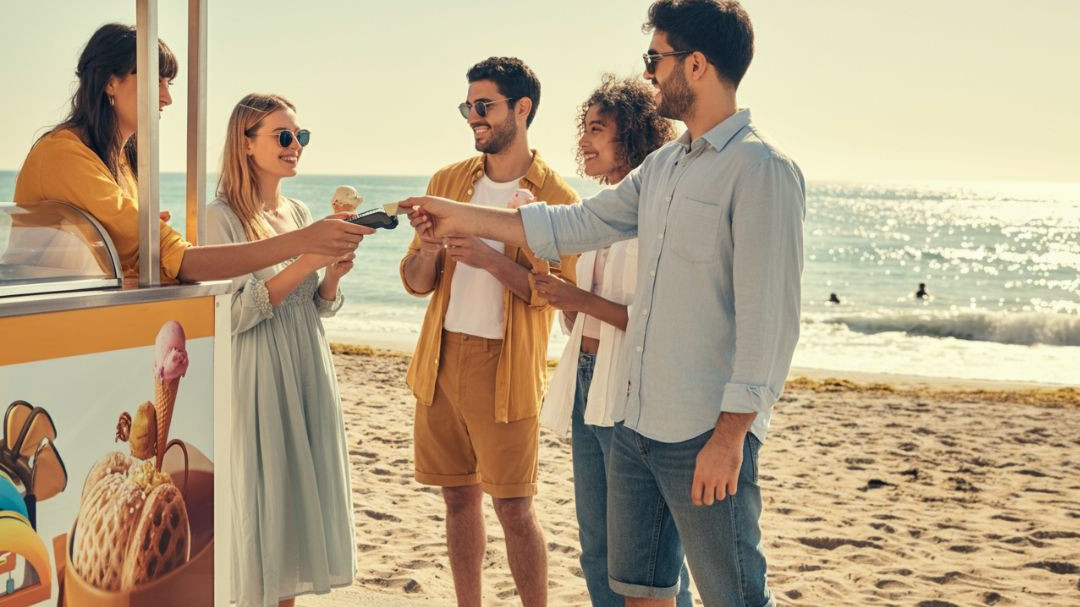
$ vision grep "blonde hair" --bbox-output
[217,93,296,241]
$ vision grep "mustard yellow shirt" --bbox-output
[400,151,579,422]
[13,129,190,281]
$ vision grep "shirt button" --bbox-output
[667,195,673,202]
[467,189,474,196]
[635,345,643,353]
[649,269,656,277]
[641,309,648,316]
[657,233,664,240]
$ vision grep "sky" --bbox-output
[1,0,1078,183]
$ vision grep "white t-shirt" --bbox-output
[443,175,520,339]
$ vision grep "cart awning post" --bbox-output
[186,0,207,246]
[136,0,161,287]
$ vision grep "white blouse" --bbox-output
[540,238,638,435]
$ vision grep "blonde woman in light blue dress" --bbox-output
[205,93,371,607]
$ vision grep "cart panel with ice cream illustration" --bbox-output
[0,272,230,606]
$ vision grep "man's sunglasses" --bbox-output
[458,97,517,119]
[252,128,311,148]
[642,50,692,74]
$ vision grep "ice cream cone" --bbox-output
[331,185,364,215]
[154,379,179,469]
[152,321,188,470]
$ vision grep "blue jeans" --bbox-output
[607,423,774,607]
[571,352,693,607]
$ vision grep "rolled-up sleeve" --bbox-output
[520,168,643,262]
[721,156,805,416]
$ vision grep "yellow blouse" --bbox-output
[13,129,190,281]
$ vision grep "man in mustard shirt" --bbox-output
[400,57,577,607]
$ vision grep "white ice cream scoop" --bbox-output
[331,186,364,213]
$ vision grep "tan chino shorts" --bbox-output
[413,331,539,498]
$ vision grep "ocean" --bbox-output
[3,171,1078,385]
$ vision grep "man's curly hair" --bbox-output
[575,74,676,184]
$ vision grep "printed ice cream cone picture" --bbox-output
[151,321,187,470]
[65,320,213,606]
[331,185,364,214]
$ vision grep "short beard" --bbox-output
[656,62,695,122]
[476,108,518,154]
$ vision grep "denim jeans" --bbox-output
[571,352,693,607]
[607,422,774,607]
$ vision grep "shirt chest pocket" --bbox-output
[668,197,723,264]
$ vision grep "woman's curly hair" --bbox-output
[575,74,676,184]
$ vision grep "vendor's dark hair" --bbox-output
[466,57,541,127]
[54,23,178,182]
[575,75,676,184]
[644,0,754,88]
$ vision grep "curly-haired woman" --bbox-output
[532,76,693,606]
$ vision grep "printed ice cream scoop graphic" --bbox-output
[64,320,213,605]
[151,321,188,469]
[331,185,364,214]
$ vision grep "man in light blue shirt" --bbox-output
[401,2,803,605]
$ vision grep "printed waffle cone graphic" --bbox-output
[72,473,146,591]
[154,378,179,468]
[120,482,191,588]
[81,451,133,503]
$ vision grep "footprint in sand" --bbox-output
[874,578,910,590]
[922,571,968,585]
[361,509,402,522]
[796,537,882,550]
[948,544,980,553]
[1031,530,1080,540]
[546,541,578,554]
[1024,561,1080,575]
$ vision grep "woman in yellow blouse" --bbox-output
[13,23,370,284]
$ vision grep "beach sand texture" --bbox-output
[300,346,1080,607]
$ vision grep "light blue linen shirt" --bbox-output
[520,109,804,443]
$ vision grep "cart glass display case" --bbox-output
[0,201,122,298]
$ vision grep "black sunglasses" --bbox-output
[642,50,692,74]
[458,97,516,119]
[252,128,311,148]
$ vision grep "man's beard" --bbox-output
[475,109,518,154]
[656,64,695,121]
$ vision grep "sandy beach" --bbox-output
[299,345,1080,607]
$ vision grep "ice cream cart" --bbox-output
[0,1,231,606]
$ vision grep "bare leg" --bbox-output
[444,485,486,607]
[493,496,547,607]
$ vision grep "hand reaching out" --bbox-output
[399,196,466,239]
[301,213,374,257]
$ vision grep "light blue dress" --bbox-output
[205,197,356,607]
